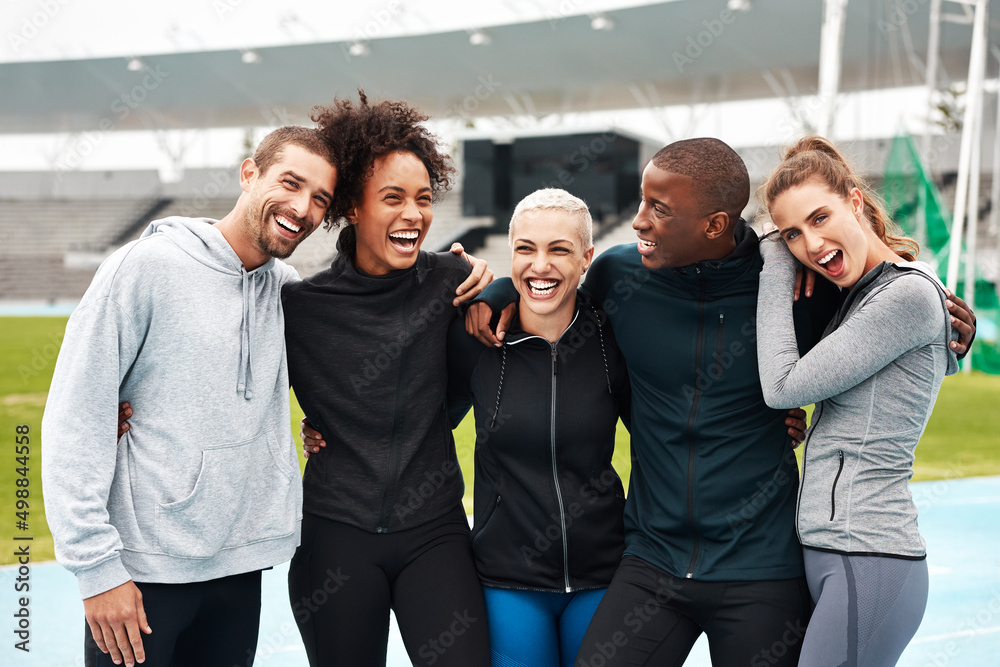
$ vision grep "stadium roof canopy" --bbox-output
[1,0,997,134]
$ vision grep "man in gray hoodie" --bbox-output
[42,126,337,667]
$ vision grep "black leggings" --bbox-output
[574,555,812,667]
[84,570,262,667]
[288,505,490,666]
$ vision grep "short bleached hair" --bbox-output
[508,188,594,250]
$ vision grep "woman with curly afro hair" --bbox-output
[280,91,493,666]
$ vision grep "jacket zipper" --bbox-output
[550,344,572,593]
[714,313,725,379]
[684,269,706,578]
[830,450,844,521]
[507,313,579,591]
[472,494,501,546]
[375,277,415,532]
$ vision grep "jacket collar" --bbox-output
[657,219,761,294]
[504,291,595,346]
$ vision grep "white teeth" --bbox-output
[389,231,419,240]
[527,279,558,295]
[640,240,656,248]
[275,215,301,233]
[817,250,839,265]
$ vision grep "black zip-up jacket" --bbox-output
[282,250,471,533]
[447,294,631,592]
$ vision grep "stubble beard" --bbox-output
[244,198,302,261]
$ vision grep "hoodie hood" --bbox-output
[142,216,276,276]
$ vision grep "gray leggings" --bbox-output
[799,549,928,667]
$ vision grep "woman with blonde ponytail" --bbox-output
[754,136,967,666]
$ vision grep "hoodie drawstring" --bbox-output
[490,345,507,428]
[593,307,613,395]
[237,270,256,400]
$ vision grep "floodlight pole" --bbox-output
[922,0,944,165]
[945,0,988,304]
[991,44,1000,237]
[963,74,983,373]
[817,0,849,138]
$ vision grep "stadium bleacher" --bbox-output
[0,169,494,302]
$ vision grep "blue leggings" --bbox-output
[483,586,606,667]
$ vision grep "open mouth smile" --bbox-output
[816,249,845,277]
[388,230,420,252]
[637,238,657,256]
[526,278,560,297]
[274,213,305,237]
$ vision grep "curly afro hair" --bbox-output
[311,91,455,254]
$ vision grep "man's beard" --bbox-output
[245,201,305,260]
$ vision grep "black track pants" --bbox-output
[288,505,490,667]
[84,570,262,667]
[574,555,812,667]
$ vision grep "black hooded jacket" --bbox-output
[447,293,631,592]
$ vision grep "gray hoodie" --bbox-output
[42,217,302,599]
[756,238,958,558]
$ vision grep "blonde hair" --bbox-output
[508,188,594,250]
[758,136,918,261]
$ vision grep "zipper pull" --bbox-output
[551,346,558,375]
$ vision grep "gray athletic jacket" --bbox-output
[756,238,958,558]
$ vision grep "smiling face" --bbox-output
[351,151,433,275]
[510,208,594,325]
[632,163,719,269]
[240,143,336,263]
[769,178,884,288]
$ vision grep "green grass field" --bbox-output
[3,316,998,566]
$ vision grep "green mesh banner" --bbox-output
[881,134,1000,374]
[882,134,953,274]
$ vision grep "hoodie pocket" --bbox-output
[155,431,297,559]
